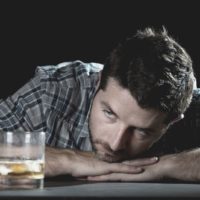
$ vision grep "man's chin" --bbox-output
[96,152,125,163]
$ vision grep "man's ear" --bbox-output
[168,114,184,126]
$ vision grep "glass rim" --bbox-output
[0,131,46,134]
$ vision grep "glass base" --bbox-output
[0,178,44,190]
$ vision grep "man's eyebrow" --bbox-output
[100,101,118,117]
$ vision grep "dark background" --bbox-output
[0,0,199,98]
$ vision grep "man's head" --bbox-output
[89,27,195,162]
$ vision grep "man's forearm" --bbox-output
[166,148,200,181]
[45,146,75,177]
[44,146,158,178]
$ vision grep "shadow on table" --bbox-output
[44,175,200,188]
[44,175,89,187]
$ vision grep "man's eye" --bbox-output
[136,128,149,136]
[103,110,114,118]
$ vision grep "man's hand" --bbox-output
[87,156,166,181]
[45,147,158,178]
[87,148,200,182]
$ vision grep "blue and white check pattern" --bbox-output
[0,61,103,151]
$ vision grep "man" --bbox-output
[0,27,200,182]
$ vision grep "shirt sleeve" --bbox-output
[0,73,46,132]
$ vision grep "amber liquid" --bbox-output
[0,159,44,189]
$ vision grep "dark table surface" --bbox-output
[0,176,200,200]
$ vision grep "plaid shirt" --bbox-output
[0,60,200,154]
[0,61,103,151]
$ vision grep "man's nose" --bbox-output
[109,126,128,152]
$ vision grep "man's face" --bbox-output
[89,78,168,162]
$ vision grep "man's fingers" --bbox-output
[87,171,152,182]
[109,163,143,174]
[122,156,159,167]
[95,157,158,176]
[87,173,141,182]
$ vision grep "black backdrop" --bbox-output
[0,0,199,98]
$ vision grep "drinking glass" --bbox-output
[0,131,45,189]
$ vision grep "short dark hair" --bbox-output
[100,27,195,122]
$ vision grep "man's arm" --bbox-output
[0,74,45,132]
[87,148,200,182]
[45,146,159,178]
